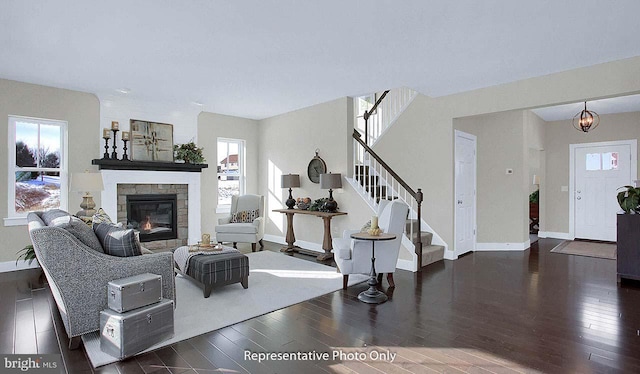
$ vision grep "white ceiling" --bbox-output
[1,1,640,120]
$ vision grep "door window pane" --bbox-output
[586,153,601,171]
[602,152,618,170]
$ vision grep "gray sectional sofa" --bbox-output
[27,209,175,349]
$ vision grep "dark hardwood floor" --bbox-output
[2,239,640,373]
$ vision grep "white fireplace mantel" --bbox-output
[100,170,201,245]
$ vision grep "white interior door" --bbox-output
[573,141,636,241]
[455,130,477,256]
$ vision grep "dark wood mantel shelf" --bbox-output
[91,159,208,172]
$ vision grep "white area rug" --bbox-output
[82,251,367,367]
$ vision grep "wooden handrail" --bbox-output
[353,129,425,268]
[363,90,390,146]
[353,130,417,198]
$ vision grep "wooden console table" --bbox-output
[273,209,347,261]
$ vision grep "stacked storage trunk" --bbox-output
[100,273,174,359]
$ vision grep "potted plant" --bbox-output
[174,142,206,164]
[616,185,640,282]
[16,244,37,265]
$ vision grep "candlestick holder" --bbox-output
[102,137,110,159]
[121,139,129,160]
[110,129,119,159]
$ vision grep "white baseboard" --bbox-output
[475,241,530,251]
[537,231,571,240]
[396,258,415,271]
[263,235,323,253]
[444,250,458,260]
[0,260,40,273]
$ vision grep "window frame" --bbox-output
[5,115,69,226]
[216,137,246,214]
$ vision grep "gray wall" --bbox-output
[0,78,100,262]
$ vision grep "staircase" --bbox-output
[351,158,445,269]
[355,87,417,146]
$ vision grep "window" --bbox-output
[585,152,619,171]
[5,116,68,226]
[217,138,245,212]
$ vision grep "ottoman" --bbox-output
[184,251,249,298]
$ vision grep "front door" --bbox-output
[455,130,477,256]
[573,140,636,241]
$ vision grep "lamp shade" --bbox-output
[281,174,300,188]
[320,173,342,189]
[71,172,104,192]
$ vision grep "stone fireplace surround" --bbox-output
[100,170,201,251]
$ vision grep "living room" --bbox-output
[3,1,640,373]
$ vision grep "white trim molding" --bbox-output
[537,231,572,240]
[475,241,531,251]
[444,249,458,260]
[0,260,40,273]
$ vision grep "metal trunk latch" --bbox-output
[146,313,152,324]
[140,282,145,292]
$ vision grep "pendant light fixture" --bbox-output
[572,101,600,132]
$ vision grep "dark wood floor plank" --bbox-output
[14,299,37,354]
[3,239,640,373]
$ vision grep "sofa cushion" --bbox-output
[49,216,104,253]
[93,223,142,257]
[92,208,113,228]
[215,223,258,234]
[230,209,259,223]
[41,209,70,225]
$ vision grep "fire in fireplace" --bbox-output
[126,194,178,242]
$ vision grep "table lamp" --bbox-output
[320,173,342,212]
[71,171,104,217]
[281,174,301,209]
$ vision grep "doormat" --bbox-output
[550,240,616,260]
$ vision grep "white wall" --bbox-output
[544,111,640,235]
[197,112,260,235]
[454,110,529,245]
[257,98,386,255]
[0,79,100,263]
[374,56,640,254]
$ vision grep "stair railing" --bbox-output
[352,130,425,268]
[357,87,417,146]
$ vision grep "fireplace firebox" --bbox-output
[126,194,178,242]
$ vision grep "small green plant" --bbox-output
[174,142,206,164]
[16,244,37,265]
[529,189,539,203]
[309,198,329,212]
[617,185,640,214]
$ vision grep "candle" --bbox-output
[102,128,111,139]
[122,131,130,141]
[371,216,379,230]
[111,121,119,130]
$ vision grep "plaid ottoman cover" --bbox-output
[186,252,249,297]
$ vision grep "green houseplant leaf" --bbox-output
[174,142,206,164]
[16,244,37,265]
[617,185,640,214]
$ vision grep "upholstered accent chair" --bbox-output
[332,200,409,289]
[215,194,265,252]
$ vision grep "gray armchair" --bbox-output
[215,194,265,251]
[27,211,175,349]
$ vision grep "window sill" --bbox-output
[216,206,231,214]
[4,217,27,227]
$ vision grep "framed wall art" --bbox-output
[130,119,174,162]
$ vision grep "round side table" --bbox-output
[350,232,396,304]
